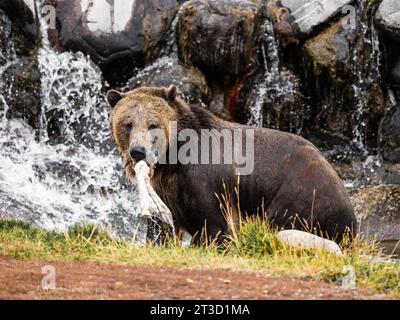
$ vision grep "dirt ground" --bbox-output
[0,256,394,300]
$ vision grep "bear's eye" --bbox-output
[148,124,160,130]
[125,123,133,131]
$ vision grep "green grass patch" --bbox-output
[0,218,399,296]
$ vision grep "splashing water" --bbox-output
[159,14,179,59]
[0,3,144,240]
[0,10,15,117]
[247,19,296,128]
[351,0,382,153]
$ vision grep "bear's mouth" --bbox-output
[130,160,156,179]
[127,149,159,179]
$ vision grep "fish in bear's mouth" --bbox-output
[128,152,158,179]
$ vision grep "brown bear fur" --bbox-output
[108,86,357,244]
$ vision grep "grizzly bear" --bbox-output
[107,85,357,244]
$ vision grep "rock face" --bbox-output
[375,0,400,41]
[127,57,211,104]
[390,57,400,84]
[0,0,38,53]
[278,0,353,36]
[0,8,41,129]
[350,186,400,256]
[380,105,400,162]
[0,0,36,24]
[0,9,10,65]
[1,57,42,129]
[301,16,386,150]
[229,68,304,131]
[301,20,358,137]
[303,19,359,84]
[56,0,179,83]
[178,0,263,77]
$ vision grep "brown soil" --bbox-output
[0,256,393,300]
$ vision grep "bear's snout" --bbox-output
[130,146,146,162]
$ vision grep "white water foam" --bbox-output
[0,2,143,240]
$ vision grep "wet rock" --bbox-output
[360,83,387,148]
[380,162,400,184]
[301,17,386,149]
[302,19,359,84]
[305,129,364,166]
[127,57,211,105]
[266,0,300,48]
[378,25,400,86]
[380,105,400,162]
[55,0,179,84]
[0,0,36,16]
[328,154,400,187]
[375,0,400,41]
[1,57,41,129]
[0,0,38,51]
[270,0,353,37]
[229,68,304,132]
[0,10,10,66]
[33,160,83,185]
[350,186,400,256]
[207,80,231,118]
[301,19,359,137]
[389,56,400,84]
[0,193,37,226]
[177,0,263,77]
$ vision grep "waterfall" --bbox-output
[159,14,179,59]
[0,10,15,119]
[351,0,382,154]
[343,0,384,187]
[0,2,144,241]
[247,19,296,128]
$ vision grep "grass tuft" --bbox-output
[225,216,283,257]
[67,223,114,244]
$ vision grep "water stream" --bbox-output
[247,19,297,128]
[0,3,144,240]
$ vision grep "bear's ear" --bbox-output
[165,85,178,102]
[106,90,124,108]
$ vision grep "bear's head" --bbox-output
[107,85,185,180]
